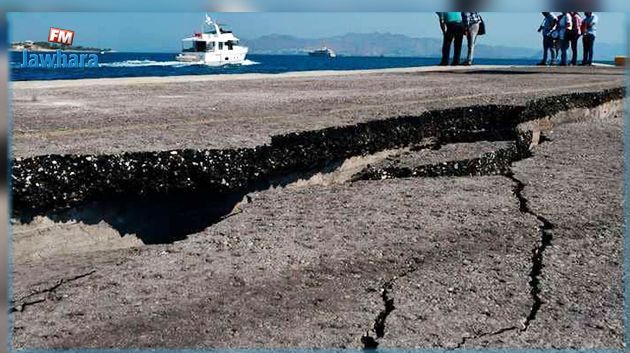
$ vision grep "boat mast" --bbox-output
[205,14,220,35]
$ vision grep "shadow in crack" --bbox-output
[13,159,352,244]
[16,191,248,244]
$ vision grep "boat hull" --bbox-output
[308,52,336,58]
[176,46,248,65]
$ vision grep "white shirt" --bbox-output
[558,13,573,40]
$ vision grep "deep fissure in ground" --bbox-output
[12,88,623,245]
[354,124,562,347]
[10,270,96,313]
[505,171,555,332]
[362,256,425,349]
[355,141,552,348]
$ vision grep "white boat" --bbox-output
[308,46,336,58]
[176,15,248,65]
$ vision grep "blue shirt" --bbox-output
[437,12,462,24]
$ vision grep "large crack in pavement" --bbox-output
[505,171,554,332]
[362,257,424,349]
[361,281,394,349]
[352,141,524,181]
[355,139,535,348]
[454,325,520,349]
[447,166,555,347]
[12,104,522,244]
[12,89,623,234]
[449,168,556,347]
[352,98,622,347]
[10,270,96,313]
[355,141,550,347]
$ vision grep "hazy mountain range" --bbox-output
[244,33,625,60]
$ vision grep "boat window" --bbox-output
[204,25,217,35]
[181,41,194,52]
[194,41,207,52]
[218,42,224,50]
[226,41,234,50]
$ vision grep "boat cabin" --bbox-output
[181,37,240,53]
[176,15,248,65]
[180,21,240,53]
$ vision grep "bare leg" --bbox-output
[465,22,480,65]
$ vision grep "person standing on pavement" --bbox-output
[581,12,598,65]
[568,12,583,65]
[557,12,573,65]
[537,12,558,66]
[462,12,483,66]
[437,12,465,66]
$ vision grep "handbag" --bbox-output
[478,18,486,36]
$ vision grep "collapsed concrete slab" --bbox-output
[11,88,624,216]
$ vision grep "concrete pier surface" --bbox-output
[10,66,625,349]
[12,65,623,157]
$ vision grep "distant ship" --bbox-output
[308,46,336,58]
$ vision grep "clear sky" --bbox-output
[8,12,626,52]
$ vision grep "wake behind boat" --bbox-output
[176,15,248,65]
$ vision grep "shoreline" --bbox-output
[11,63,619,88]
[5,64,559,88]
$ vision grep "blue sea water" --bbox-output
[10,51,554,81]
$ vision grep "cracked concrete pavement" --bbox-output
[10,66,625,348]
[13,176,541,348]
